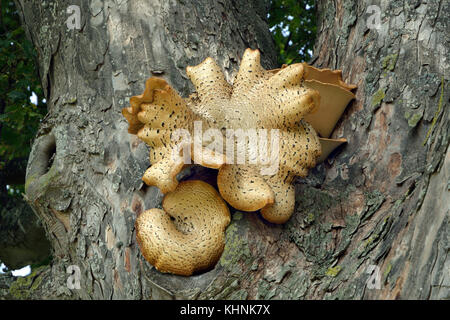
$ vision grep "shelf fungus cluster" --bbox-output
[122,48,356,276]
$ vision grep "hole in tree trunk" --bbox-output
[26,133,57,193]
[33,134,56,177]
[46,143,56,172]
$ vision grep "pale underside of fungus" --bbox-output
[123,48,356,276]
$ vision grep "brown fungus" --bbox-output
[135,180,230,276]
[124,48,356,223]
[124,48,356,275]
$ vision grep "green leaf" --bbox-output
[0,0,47,168]
[268,0,317,65]
[7,90,28,101]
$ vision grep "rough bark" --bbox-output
[3,0,448,300]
[308,0,449,299]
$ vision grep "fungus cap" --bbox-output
[124,48,356,227]
[183,49,323,223]
[135,180,230,276]
[303,80,356,138]
[317,138,347,163]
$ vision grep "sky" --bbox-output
[0,263,31,276]
[30,91,38,105]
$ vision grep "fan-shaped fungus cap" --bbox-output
[185,49,322,223]
[302,64,357,91]
[135,180,230,276]
[122,78,197,194]
[124,48,356,227]
[317,138,347,163]
[303,80,355,138]
[301,63,356,139]
[301,63,356,163]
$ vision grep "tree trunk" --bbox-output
[3,0,448,300]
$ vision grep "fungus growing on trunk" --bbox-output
[135,180,230,276]
[123,48,355,275]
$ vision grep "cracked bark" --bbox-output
[2,0,448,300]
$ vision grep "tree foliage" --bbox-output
[268,0,316,65]
[0,1,46,175]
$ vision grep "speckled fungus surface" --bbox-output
[135,180,230,276]
[123,48,356,275]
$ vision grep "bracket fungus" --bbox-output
[123,48,356,275]
[135,180,230,276]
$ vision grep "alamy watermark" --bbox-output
[66,265,81,290]
[66,5,81,30]
[366,5,381,31]
[171,121,280,175]
[366,264,381,290]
